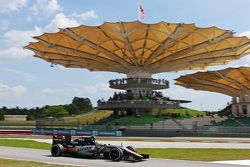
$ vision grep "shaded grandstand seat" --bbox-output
[236,117,250,126]
[149,116,227,130]
[214,117,250,127]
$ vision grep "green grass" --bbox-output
[47,110,113,125]
[0,158,76,167]
[95,115,166,125]
[36,110,113,128]
[0,119,35,130]
[0,109,204,128]
[153,108,205,117]
[0,120,35,126]
[0,110,112,128]
[96,108,205,126]
[138,148,250,161]
[0,139,51,150]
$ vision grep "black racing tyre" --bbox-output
[109,147,124,161]
[126,146,136,152]
[51,144,64,157]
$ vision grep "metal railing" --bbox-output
[98,100,180,109]
[109,78,169,90]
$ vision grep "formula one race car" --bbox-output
[51,135,149,162]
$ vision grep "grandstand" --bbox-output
[128,116,226,130]
[92,108,229,131]
[24,21,250,137]
[26,21,250,116]
[176,67,250,117]
[213,117,250,127]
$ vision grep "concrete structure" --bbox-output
[4,115,27,121]
[25,21,250,115]
[176,67,250,116]
[232,96,250,117]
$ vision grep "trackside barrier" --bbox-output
[32,129,122,137]
[0,130,32,135]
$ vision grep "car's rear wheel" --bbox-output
[109,148,124,161]
[51,144,64,157]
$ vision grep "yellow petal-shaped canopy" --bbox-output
[175,67,250,97]
[25,21,250,74]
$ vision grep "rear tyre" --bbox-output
[51,144,64,157]
[109,148,124,161]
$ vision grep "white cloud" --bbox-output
[226,55,250,67]
[0,26,43,61]
[43,10,99,32]
[84,83,110,94]
[0,81,27,97]
[0,82,28,105]
[0,81,10,92]
[40,82,115,107]
[57,65,69,70]
[30,0,62,18]
[0,7,98,61]
[42,88,57,94]
[41,83,113,104]
[0,47,33,60]
[162,84,231,111]
[0,13,78,61]
[45,13,79,32]
[12,85,27,96]
[0,0,27,13]
[3,26,43,46]
[238,31,250,38]
[0,68,37,81]
[162,85,205,100]
[42,87,82,96]
[71,10,98,22]
[0,20,9,30]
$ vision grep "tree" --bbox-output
[44,106,69,118]
[70,97,92,115]
[0,109,6,120]
[0,96,93,120]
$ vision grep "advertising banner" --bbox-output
[32,129,122,136]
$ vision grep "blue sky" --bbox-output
[0,0,249,111]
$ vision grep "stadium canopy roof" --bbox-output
[175,67,250,97]
[26,21,250,74]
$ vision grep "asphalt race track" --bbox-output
[0,146,246,167]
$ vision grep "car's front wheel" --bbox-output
[51,144,64,157]
[109,147,124,161]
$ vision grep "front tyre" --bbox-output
[109,148,124,161]
[51,144,64,157]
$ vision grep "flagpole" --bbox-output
[137,0,141,21]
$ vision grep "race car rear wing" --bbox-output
[52,135,71,146]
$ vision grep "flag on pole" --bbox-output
[139,5,145,19]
